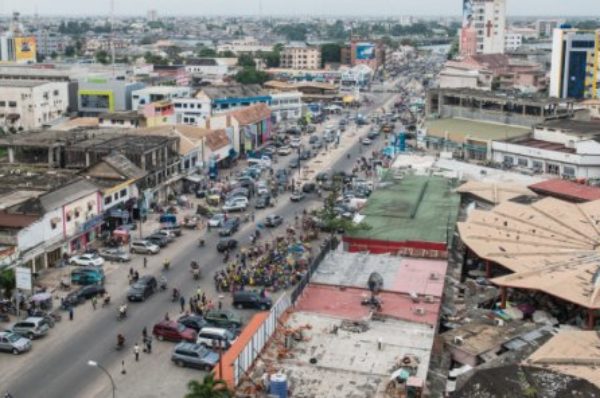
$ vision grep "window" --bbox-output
[113,192,119,200]
[66,213,71,222]
[517,158,528,167]
[503,156,514,165]
[74,209,80,218]
[547,163,560,175]
[104,196,112,205]
[563,166,576,177]
[8,101,16,107]
[532,160,543,171]
[50,220,57,230]
[120,189,127,198]
[53,90,59,96]
[0,101,5,107]
[88,203,93,212]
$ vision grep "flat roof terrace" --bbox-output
[425,118,530,143]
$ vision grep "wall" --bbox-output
[63,191,101,239]
[343,236,448,257]
[16,208,63,253]
[102,182,136,211]
[440,104,544,127]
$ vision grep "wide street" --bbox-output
[0,89,399,398]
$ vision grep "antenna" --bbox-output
[110,0,116,74]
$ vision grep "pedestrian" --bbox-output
[143,257,148,268]
[164,312,170,321]
[91,296,97,310]
[69,306,74,321]
[146,337,152,354]
[142,327,147,341]
[134,343,140,361]
[179,295,185,313]
[129,267,134,277]
[218,300,223,310]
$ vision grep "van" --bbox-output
[131,240,160,254]
[196,327,237,349]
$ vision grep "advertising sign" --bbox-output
[16,266,32,291]
[356,43,375,60]
[15,37,36,62]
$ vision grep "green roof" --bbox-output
[425,118,530,142]
[349,174,460,245]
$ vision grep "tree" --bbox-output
[198,47,217,57]
[318,182,371,235]
[36,53,46,63]
[139,36,155,45]
[326,20,347,41]
[184,374,232,398]
[0,268,15,299]
[144,51,168,66]
[64,46,75,57]
[234,67,269,85]
[95,50,110,65]
[320,43,342,66]
[237,53,256,68]
[218,50,236,58]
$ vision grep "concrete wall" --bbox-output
[63,191,101,239]
[16,208,63,252]
[440,105,543,127]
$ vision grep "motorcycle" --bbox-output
[117,305,127,321]
[192,269,201,281]
[102,295,111,307]
[171,289,180,302]
[159,278,168,291]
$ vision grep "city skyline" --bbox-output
[2,0,600,17]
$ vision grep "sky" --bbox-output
[4,0,600,17]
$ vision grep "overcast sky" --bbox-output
[4,0,600,17]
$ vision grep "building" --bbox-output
[438,61,494,91]
[147,9,158,22]
[139,100,175,127]
[196,84,270,114]
[550,28,600,99]
[0,33,37,64]
[184,58,237,82]
[216,37,272,55]
[268,91,303,123]
[528,179,600,203]
[536,19,565,39]
[460,0,507,55]
[280,43,321,70]
[0,79,69,131]
[504,30,522,52]
[131,86,191,110]
[98,112,142,129]
[349,39,385,70]
[173,97,211,126]
[78,78,144,116]
[343,174,460,257]
[35,30,71,57]
[339,64,374,91]
[264,80,340,103]
[579,99,600,120]
[491,119,600,178]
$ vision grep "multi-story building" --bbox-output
[504,31,523,52]
[0,33,37,63]
[460,0,507,55]
[536,19,565,39]
[131,86,191,110]
[0,79,69,131]
[173,97,212,126]
[268,91,303,123]
[550,28,600,99]
[35,30,71,57]
[196,85,270,114]
[78,78,144,116]
[280,43,321,70]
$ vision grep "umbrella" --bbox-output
[31,292,52,302]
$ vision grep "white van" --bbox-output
[196,327,237,349]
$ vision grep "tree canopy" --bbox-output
[184,374,232,398]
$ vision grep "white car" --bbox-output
[222,197,249,212]
[277,146,292,156]
[290,137,302,148]
[208,213,226,228]
[361,137,372,145]
[69,253,105,267]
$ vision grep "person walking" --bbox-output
[68,306,74,321]
[179,295,185,313]
[91,296,97,310]
[143,257,148,269]
[134,343,140,361]
[142,327,147,341]
[145,337,152,354]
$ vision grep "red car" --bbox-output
[152,321,197,342]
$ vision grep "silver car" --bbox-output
[11,317,49,339]
[99,248,131,262]
[171,342,219,371]
[0,331,32,354]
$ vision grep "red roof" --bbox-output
[229,103,271,125]
[528,180,600,202]
[0,212,39,228]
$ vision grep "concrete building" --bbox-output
[438,61,493,91]
[550,28,600,99]
[491,119,600,178]
[280,43,321,70]
[580,99,600,120]
[196,84,270,114]
[460,0,507,55]
[216,37,272,55]
[0,79,69,131]
[173,97,212,126]
[131,86,191,110]
[268,91,303,123]
[78,78,144,116]
[184,58,237,82]
[35,30,71,57]
[504,30,522,52]
[98,112,142,129]
[535,19,565,39]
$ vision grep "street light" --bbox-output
[87,360,116,398]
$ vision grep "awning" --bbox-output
[185,174,205,184]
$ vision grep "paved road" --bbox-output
[1,91,397,398]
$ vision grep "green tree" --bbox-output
[0,268,15,299]
[140,36,155,45]
[218,50,236,58]
[273,23,311,41]
[237,53,256,68]
[184,374,232,398]
[321,43,342,66]
[144,51,168,66]
[64,45,76,57]
[198,47,217,57]
[95,50,110,65]
[235,67,269,85]
[318,182,371,235]
[326,20,347,41]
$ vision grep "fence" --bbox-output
[290,236,339,303]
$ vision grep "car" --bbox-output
[0,331,32,355]
[204,310,243,329]
[217,238,238,253]
[290,137,302,148]
[367,130,380,139]
[160,224,182,237]
[127,275,157,302]
[323,132,336,143]
[171,342,219,370]
[196,327,237,349]
[302,183,317,193]
[130,240,160,254]
[226,187,250,200]
[285,126,301,135]
[177,315,210,332]
[145,234,169,248]
[332,171,353,184]
[233,291,273,310]
[69,253,104,267]
[64,284,106,307]
[222,197,248,213]
[321,179,336,191]
[11,317,50,340]
[361,137,372,145]
[312,138,323,149]
[308,135,319,144]
[208,214,226,228]
[152,230,176,242]
[304,125,317,134]
[255,195,270,209]
[71,267,105,286]
[299,150,312,160]
[98,248,131,262]
[289,157,300,169]
[290,191,305,202]
[219,219,241,237]
[277,146,292,156]
[315,172,329,182]
[153,320,197,343]
[264,215,283,228]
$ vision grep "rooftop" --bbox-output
[0,165,77,193]
[456,181,536,205]
[425,118,530,142]
[133,125,229,155]
[132,86,189,95]
[529,179,600,203]
[346,174,460,246]
[507,137,575,153]
[457,197,600,309]
[199,84,267,100]
[228,103,271,125]
[537,119,600,136]
[0,79,50,88]
[431,87,568,105]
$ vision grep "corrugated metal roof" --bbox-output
[529,179,600,202]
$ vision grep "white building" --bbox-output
[131,86,191,110]
[269,91,303,123]
[469,0,507,54]
[0,79,69,131]
[535,19,565,39]
[184,58,237,83]
[438,61,493,91]
[491,120,600,178]
[216,37,272,55]
[504,31,523,52]
[173,97,212,126]
[280,43,321,70]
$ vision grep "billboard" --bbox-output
[462,0,474,28]
[356,43,375,60]
[15,37,36,62]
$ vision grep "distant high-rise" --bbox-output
[147,9,158,22]
[460,0,506,56]
[550,27,600,99]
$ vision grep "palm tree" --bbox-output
[184,374,233,398]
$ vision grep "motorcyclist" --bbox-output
[118,304,127,319]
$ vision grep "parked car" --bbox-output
[99,248,130,262]
[290,191,306,202]
[217,238,238,253]
[71,267,105,286]
[203,310,243,329]
[299,150,312,160]
[0,331,32,354]
[64,284,106,307]
[311,138,323,149]
[153,320,197,343]
[160,224,182,237]
[222,197,248,212]
[290,137,302,148]
[226,187,250,200]
[152,230,176,243]
[361,137,372,145]
[277,146,292,156]
[255,195,270,209]
[177,315,210,332]
[196,327,236,349]
[145,234,169,248]
[309,135,319,144]
[219,219,241,237]
[127,275,157,302]
[264,215,283,228]
[302,183,317,193]
[69,253,104,267]
[289,157,300,169]
[130,240,160,254]
[171,342,219,370]
[233,291,273,310]
[11,317,50,340]
[208,214,226,228]
[315,172,329,182]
